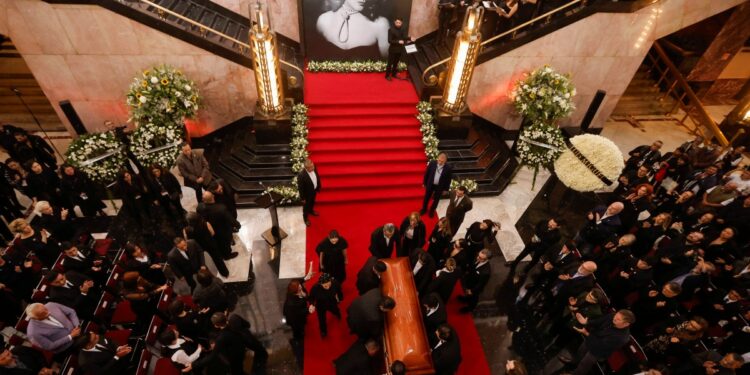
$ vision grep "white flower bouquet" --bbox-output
[129,121,184,168]
[264,104,309,204]
[308,60,407,73]
[554,134,624,192]
[517,123,565,188]
[126,65,201,125]
[417,101,440,161]
[65,131,127,184]
[511,65,576,125]
[450,178,478,192]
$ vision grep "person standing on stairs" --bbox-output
[385,17,413,81]
[297,159,321,227]
[421,152,453,218]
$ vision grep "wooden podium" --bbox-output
[381,257,435,374]
[254,191,288,249]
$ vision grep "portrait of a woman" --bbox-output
[309,0,395,59]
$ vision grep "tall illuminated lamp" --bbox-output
[440,5,484,115]
[249,1,287,118]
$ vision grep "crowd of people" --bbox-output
[0,126,269,374]
[504,136,750,375]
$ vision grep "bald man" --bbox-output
[575,202,624,256]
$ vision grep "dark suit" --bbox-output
[347,289,385,340]
[369,227,400,259]
[422,293,448,334]
[445,191,472,234]
[356,256,381,295]
[410,249,437,295]
[78,337,128,374]
[333,339,378,375]
[0,346,48,375]
[571,313,630,374]
[48,271,96,316]
[427,267,461,303]
[431,327,462,375]
[297,168,321,221]
[399,218,426,256]
[197,201,234,258]
[167,240,205,290]
[385,25,409,79]
[422,161,453,213]
[461,260,490,310]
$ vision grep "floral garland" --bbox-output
[417,101,440,161]
[126,65,201,125]
[65,131,127,184]
[450,178,478,192]
[129,121,184,168]
[511,65,576,125]
[263,104,309,204]
[308,60,407,73]
[517,123,565,188]
[554,134,624,192]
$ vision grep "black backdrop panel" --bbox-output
[302,0,413,61]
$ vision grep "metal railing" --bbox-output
[136,0,305,78]
[422,0,583,86]
[646,41,728,146]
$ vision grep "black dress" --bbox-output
[427,225,452,266]
[149,171,184,219]
[316,237,349,283]
[18,230,59,268]
[60,170,105,216]
[118,174,153,226]
[309,280,343,336]
[26,168,61,204]
[283,286,309,340]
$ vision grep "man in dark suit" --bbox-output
[347,289,396,340]
[458,249,491,313]
[193,312,253,375]
[624,140,663,171]
[422,152,453,218]
[431,324,462,375]
[76,331,133,374]
[385,17,412,81]
[60,241,109,285]
[549,261,597,317]
[333,338,380,375]
[410,249,437,295]
[197,191,238,260]
[167,237,206,291]
[445,186,472,234]
[507,218,561,276]
[45,270,96,317]
[575,202,624,256]
[369,223,400,259]
[208,179,240,232]
[437,0,458,45]
[356,257,387,295]
[0,345,53,375]
[297,158,321,227]
[176,142,212,203]
[422,293,447,336]
[558,310,634,375]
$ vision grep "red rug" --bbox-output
[302,72,490,375]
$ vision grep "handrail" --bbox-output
[136,0,304,77]
[422,0,582,86]
[651,41,728,146]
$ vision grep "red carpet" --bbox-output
[302,71,490,375]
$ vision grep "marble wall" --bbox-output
[466,0,749,130]
[409,0,440,39]
[0,0,258,136]
[209,0,301,42]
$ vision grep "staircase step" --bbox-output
[308,105,417,117]
[308,116,418,128]
[219,158,294,180]
[316,163,425,177]
[313,150,426,164]
[308,127,422,141]
[253,144,290,155]
[308,139,424,152]
[322,174,423,190]
[317,186,424,204]
[439,139,475,150]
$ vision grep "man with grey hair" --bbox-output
[25,302,81,354]
[369,223,401,259]
[297,158,321,227]
[458,249,492,313]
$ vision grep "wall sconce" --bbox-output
[249,1,286,117]
[440,5,484,115]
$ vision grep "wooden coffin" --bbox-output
[381,257,434,374]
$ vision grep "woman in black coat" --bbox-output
[60,164,105,217]
[148,164,184,219]
[427,217,453,266]
[316,230,348,283]
[117,170,154,228]
[283,279,310,341]
[399,211,426,257]
[426,257,461,303]
[25,160,62,205]
[464,219,498,262]
[308,273,343,338]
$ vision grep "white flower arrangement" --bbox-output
[511,65,576,125]
[126,65,201,125]
[308,60,407,73]
[553,134,624,192]
[264,104,309,205]
[65,131,127,184]
[129,121,184,168]
[517,123,565,188]
[417,101,440,161]
[450,178,478,192]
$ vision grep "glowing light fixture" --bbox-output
[249,1,285,117]
[441,5,484,115]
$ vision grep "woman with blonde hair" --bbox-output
[427,257,461,303]
[427,217,453,265]
[9,218,59,267]
[399,211,426,257]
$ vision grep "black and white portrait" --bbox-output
[302,0,413,60]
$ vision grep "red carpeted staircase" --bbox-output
[302,71,490,375]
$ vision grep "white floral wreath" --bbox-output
[554,134,624,192]
[129,121,184,168]
[65,131,127,184]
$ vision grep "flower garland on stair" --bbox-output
[308,60,407,73]
[416,101,440,161]
[263,104,309,205]
[451,178,478,192]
